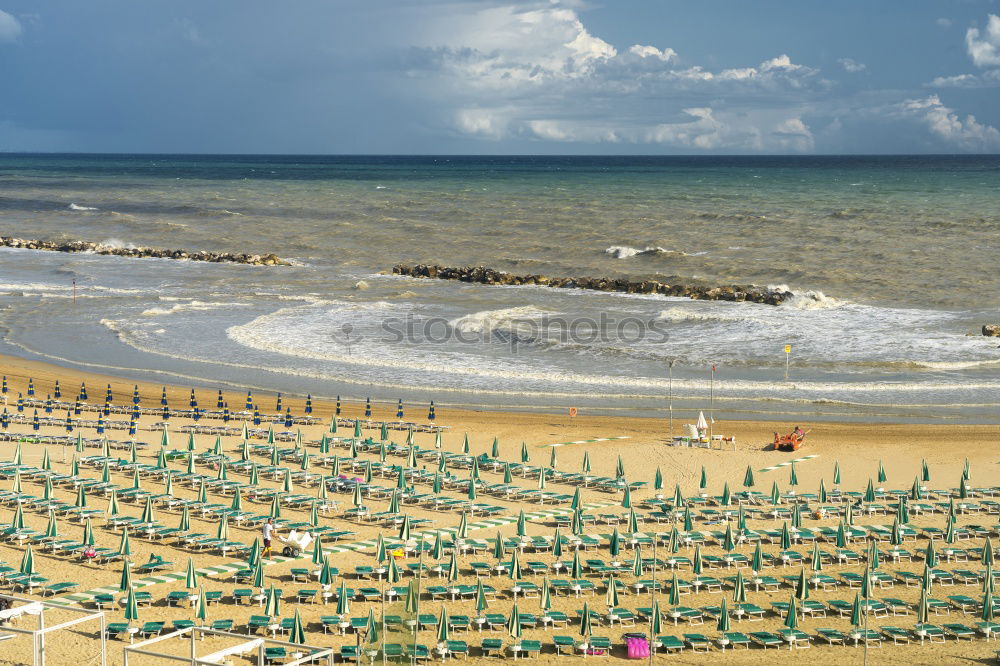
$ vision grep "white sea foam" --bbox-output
[448,306,556,337]
[68,203,97,211]
[605,245,701,259]
[141,300,253,316]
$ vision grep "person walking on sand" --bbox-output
[262,518,278,558]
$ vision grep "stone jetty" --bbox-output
[392,264,792,305]
[0,236,289,266]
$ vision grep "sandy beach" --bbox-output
[0,352,996,666]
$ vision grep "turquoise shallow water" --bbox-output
[0,154,998,422]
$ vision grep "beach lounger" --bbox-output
[914,624,947,643]
[943,623,976,640]
[779,629,811,648]
[817,628,848,645]
[480,639,503,658]
[749,631,783,649]
[138,622,165,638]
[719,632,750,650]
[684,633,712,652]
[655,635,685,654]
[880,626,911,644]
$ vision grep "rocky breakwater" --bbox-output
[983,325,1000,337]
[0,236,289,266]
[392,264,792,305]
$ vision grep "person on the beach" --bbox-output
[793,426,804,438]
[262,518,277,558]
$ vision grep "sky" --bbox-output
[1,1,1000,154]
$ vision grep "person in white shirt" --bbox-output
[262,518,277,558]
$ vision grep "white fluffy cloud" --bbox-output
[928,70,1000,88]
[837,58,866,73]
[889,95,1000,151]
[966,14,1000,67]
[0,9,22,42]
[401,2,996,152]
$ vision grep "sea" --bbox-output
[0,153,998,424]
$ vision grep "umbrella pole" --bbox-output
[649,539,656,666]
[412,545,423,666]
[381,576,386,666]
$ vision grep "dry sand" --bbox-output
[0,353,995,665]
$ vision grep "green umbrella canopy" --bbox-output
[119,559,133,592]
[365,609,379,645]
[118,528,132,557]
[178,506,191,532]
[387,556,401,585]
[850,592,863,628]
[654,467,663,491]
[82,517,95,546]
[493,532,505,560]
[124,586,140,623]
[19,543,35,575]
[404,579,420,614]
[784,596,799,629]
[833,461,841,485]
[140,496,155,524]
[195,585,208,623]
[811,542,823,572]
[630,548,642,578]
[605,574,619,608]
[982,589,995,622]
[716,598,731,631]
[540,577,552,611]
[475,579,488,613]
[320,556,336,587]
[185,557,198,589]
[569,550,584,579]
[446,550,460,583]
[336,580,350,615]
[667,572,680,605]
[877,459,887,483]
[508,601,523,639]
[577,601,591,638]
[264,585,281,618]
[289,609,306,644]
[252,561,265,589]
[733,570,747,603]
[795,567,810,601]
[375,534,387,563]
[916,587,930,624]
[921,459,930,483]
[743,465,755,488]
[436,604,450,643]
[650,599,662,636]
[215,515,229,541]
[44,510,58,539]
[984,536,995,566]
